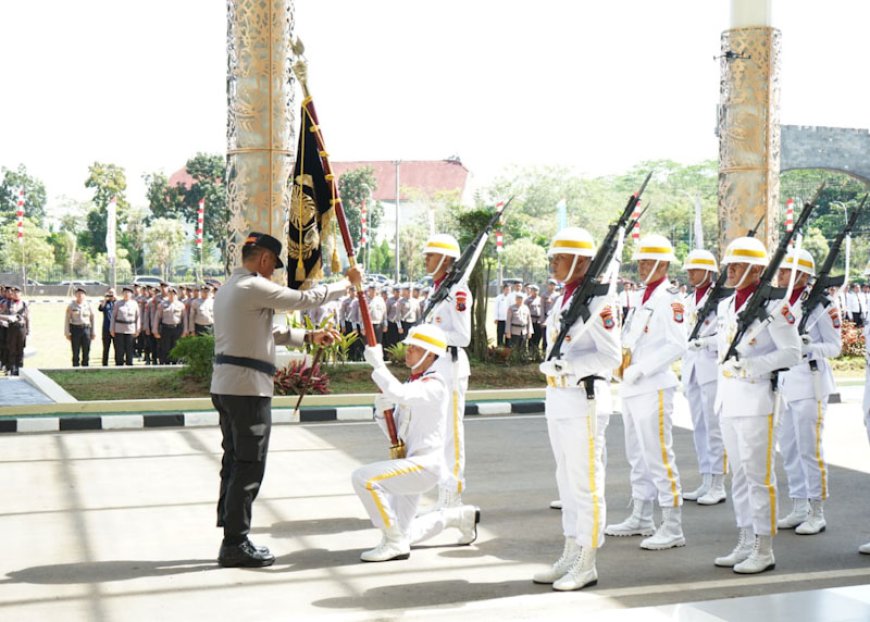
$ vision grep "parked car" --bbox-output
[59,280,108,287]
[133,276,164,288]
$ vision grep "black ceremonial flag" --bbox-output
[287,98,334,290]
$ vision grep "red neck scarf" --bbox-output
[790,286,806,307]
[694,282,712,304]
[561,279,581,308]
[433,275,446,291]
[735,281,760,312]
[641,277,667,305]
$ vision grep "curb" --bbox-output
[0,400,545,434]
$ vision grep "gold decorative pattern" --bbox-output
[718,27,782,253]
[226,0,296,273]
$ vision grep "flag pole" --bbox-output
[292,41,404,458]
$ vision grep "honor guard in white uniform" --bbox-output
[776,248,841,535]
[420,234,473,508]
[681,250,727,505]
[353,325,480,562]
[862,262,870,555]
[606,234,687,550]
[713,236,801,574]
[533,227,620,591]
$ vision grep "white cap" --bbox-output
[781,247,815,276]
[633,234,676,262]
[422,234,461,259]
[683,249,718,272]
[548,227,596,258]
[403,324,448,357]
[722,236,768,267]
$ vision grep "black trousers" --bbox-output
[158,323,182,364]
[194,323,213,336]
[529,323,543,352]
[145,333,157,363]
[212,393,272,545]
[384,322,399,349]
[70,324,91,367]
[0,326,7,368]
[114,333,135,366]
[496,320,506,347]
[101,328,114,366]
[5,325,26,372]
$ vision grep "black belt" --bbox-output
[214,354,276,376]
[160,322,180,327]
[115,319,134,324]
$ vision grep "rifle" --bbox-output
[547,172,652,361]
[721,184,824,363]
[687,214,765,342]
[419,198,513,324]
[798,193,867,334]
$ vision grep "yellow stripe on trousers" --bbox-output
[815,400,828,500]
[452,389,462,494]
[657,390,679,506]
[587,415,601,548]
[366,464,424,528]
[765,414,777,535]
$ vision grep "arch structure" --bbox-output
[781,125,870,185]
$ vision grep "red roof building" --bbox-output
[330,158,470,202]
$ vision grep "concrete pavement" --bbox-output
[2,387,870,621]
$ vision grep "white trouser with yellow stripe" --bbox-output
[721,415,778,535]
[352,458,440,537]
[440,367,469,496]
[686,377,726,475]
[545,386,609,549]
[621,388,683,508]
[778,397,828,501]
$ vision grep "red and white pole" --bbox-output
[16,188,25,244]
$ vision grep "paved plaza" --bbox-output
[2,386,870,621]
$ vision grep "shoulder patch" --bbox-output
[600,306,615,330]
[828,307,841,329]
[781,305,795,325]
[667,286,680,295]
[671,302,685,323]
[455,290,467,313]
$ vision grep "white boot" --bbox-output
[683,473,711,501]
[777,498,809,529]
[552,547,598,591]
[533,537,580,584]
[360,526,410,562]
[859,541,870,555]
[640,506,686,550]
[604,499,656,537]
[697,474,727,505]
[733,534,775,574]
[450,505,481,545]
[795,499,826,535]
[437,485,461,510]
[714,528,753,567]
[549,500,563,510]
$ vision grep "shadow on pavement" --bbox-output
[2,559,217,584]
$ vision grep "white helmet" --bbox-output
[403,324,448,357]
[548,227,596,258]
[633,233,676,262]
[422,234,460,259]
[683,249,719,272]
[722,236,768,267]
[780,247,815,276]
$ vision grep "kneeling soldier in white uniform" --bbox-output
[776,248,841,535]
[606,234,687,550]
[682,249,728,505]
[713,236,801,574]
[533,227,620,591]
[352,324,480,562]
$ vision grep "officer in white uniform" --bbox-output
[353,325,480,562]
[681,250,727,505]
[713,236,801,574]
[776,248,841,536]
[862,262,870,555]
[606,234,687,550]
[420,234,473,509]
[533,227,620,591]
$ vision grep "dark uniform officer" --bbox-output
[111,286,141,366]
[65,286,95,367]
[153,287,185,364]
[210,232,362,567]
[2,287,28,375]
[97,289,116,366]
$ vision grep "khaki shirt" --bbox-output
[65,301,94,336]
[506,302,532,336]
[111,299,141,335]
[152,299,186,334]
[210,267,347,397]
[189,297,215,328]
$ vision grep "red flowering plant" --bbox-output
[273,360,331,396]
[840,319,866,359]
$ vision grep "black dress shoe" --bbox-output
[218,540,275,568]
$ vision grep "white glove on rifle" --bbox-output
[722,357,755,378]
[364,344,385,370]
[688,339,705,351]
[539,359,573,377]
[373,394,393,418]
[622,365,644,385]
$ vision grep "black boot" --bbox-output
[218,539,275,568]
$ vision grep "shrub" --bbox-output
[385,342,408,364]
[840,319,866,359]
[273,360,331,396]
[170,335,214,382]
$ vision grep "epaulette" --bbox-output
[667,286,680,295]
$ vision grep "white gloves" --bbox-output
[539,359,573,377]
[622,366,644,385]
[800,333,811,346]
[688,339,705,351]
[364,344,385,370]
[722,358,755,378]
[373,394,393,417]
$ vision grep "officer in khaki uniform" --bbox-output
[111,286,141,366]
[606,234,687,550]
[713,236,801,575]
[65,286,95,367]
[188,284,215,336]
[506,292,532,351]
[153,286,186,364]
[211,232,361,567]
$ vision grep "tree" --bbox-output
[0,219,56,280]
[0,164,48,227]
[501,238,549,284]
[337,166,384,262]
[122,206,149,275]
[81,162,129,254]
[143,218,186,280]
